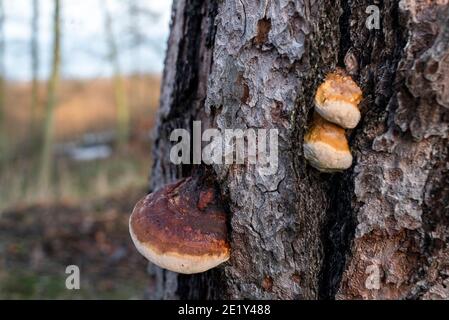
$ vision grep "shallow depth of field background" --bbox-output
[0,0,171,299]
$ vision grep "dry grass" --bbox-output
[0,187,151,299]
[0,75,160,210]
[4,74,160,144]
[0,147,152,211]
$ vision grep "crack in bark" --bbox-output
[237,0,247,39]
[338,0,352,66]
[316,0,357,300]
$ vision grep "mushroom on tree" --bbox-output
[314,69,363,129]
[303,113,353,172]
[129,177,230,274]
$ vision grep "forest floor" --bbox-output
[0,187,151,299]
[0,75,160,299]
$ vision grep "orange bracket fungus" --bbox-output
[314,69,363,129]
[304,69,363,172]
[303,114,353,172]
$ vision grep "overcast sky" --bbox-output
[3,0,172,81]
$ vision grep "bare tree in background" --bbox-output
[0,0,6,165]
[126,0,143,79]
[103,1,130,148]
[125,0,160,113]
[125,0,161,73]
[126,0,144,107]
[30,0,40,136]
[39,0,61,191]
[125,0,143,119]
[148,0,449,300]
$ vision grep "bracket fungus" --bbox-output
[304,69,363,172]
[129,177,230,274]
[314,70,363,129]
[303,114,353,172]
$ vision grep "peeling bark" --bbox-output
[148,0,449,300]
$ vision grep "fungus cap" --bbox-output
[315,70,363,129]
[303,114,353,172]
[129,178,230,274]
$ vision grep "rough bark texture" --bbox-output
[337,0,449,300]
[147,0,449,300]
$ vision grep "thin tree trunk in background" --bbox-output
[149,0,449,299]
[0,0,6,165]
[30,0,40,136]
[126,0,160,120]
[103,2,130,149]
[126,0,138,119]
[39,0,60,192]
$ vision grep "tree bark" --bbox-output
[148,0,449,300]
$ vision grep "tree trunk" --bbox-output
[103,2,130,149]
[0,0,6,165]
[39,0,61,192]
[147,0,449,300]
[30,0,40,136]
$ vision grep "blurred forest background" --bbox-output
[0,0,171,299]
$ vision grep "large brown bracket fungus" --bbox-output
[304,69,363,172]
[129,177,230,274]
